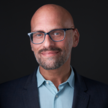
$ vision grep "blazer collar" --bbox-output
[72,68,90,108]
[22,67,40,108]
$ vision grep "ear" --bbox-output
[30,41,34,51]
[72,28,80,47]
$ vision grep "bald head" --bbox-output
[31,4,75,31]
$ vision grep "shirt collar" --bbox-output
[65,66,75,88]
[36,66,45,87]
[36,66,75,88]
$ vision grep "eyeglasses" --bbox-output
[27,28,75,44]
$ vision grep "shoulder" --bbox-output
[73,68,108,90]
[81,75,108,96]
[0,74,31,104]
[0,74,30,92]
[0,68,38,106]
[0,67,37,93]
[82,76,108,89]
[73,68,108,95]
[74,69,108,104]
[0,67,38,90]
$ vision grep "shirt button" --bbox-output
[46,81,49,84]
[55,95,58,98]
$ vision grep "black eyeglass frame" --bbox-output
[27,28,75,44]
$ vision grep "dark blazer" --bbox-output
[0,67,108,108]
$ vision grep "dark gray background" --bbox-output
[0,0,108,84]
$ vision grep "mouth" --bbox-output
[41,51,60,57]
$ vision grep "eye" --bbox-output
[33,32,44,38]
[36,33,43,37]
[54,32,60,35]
[52,30,62,36]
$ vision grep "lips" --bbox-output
[41,51,60,57]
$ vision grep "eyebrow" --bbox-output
[31,29,44,32]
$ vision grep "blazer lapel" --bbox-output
[22,68,40,108]
[72,69,90,108]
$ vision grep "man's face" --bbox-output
[30,12,75,70]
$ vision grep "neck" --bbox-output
[39,58,71,90]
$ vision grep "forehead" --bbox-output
[32,21,65,33]
[31,12,67,32]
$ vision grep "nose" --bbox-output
[43,34,55,47]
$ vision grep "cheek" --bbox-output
[65,37,73,55]
[68,35,73,47]
[65,35,73,46]
[57,38,72,55]
[56,41,66,51]
[32,44,41,55]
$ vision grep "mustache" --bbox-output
[38,47,62,54]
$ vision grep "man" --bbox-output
[0,4,108,108]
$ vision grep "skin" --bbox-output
[30,4,80,90]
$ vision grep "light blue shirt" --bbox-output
[36,66,75,108]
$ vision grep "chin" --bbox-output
[40,60,62,70]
